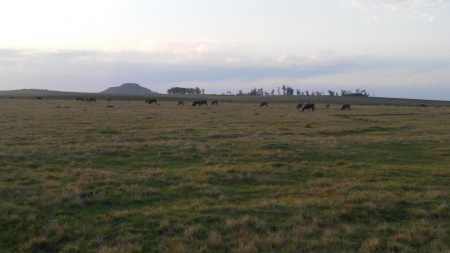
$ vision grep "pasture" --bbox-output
[1,96,450,252]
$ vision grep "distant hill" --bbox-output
[100,83,156,95]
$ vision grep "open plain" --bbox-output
[1,96,450,252]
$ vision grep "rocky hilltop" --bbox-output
[100,83,156,95]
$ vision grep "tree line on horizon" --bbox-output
[167,87,205,95]
[236,86,370,97]
[168,85,370,97]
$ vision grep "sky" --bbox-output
[0,0,449,100]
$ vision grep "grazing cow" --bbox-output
[178,101,184,106]
[341,104,351,110]
[260,102,268,107]
[76,97,83,102]
[145,99,157,104]
[296,103,303,110]
[302,103,315,112]
[107,98,112,102]
[36,97,42,100]
[192,100,202,106]
[200,100,208,106]
[211,100,218,105]
[87,98,96,103]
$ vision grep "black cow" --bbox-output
[192,100,202,106]
[341,104,351,110]
[200,100,208,106]
[36,97,42,100]
[178,101,184,106]
[76,97,83,102]
[211,101,218,105]
[107,98,112,102]
[296,103,303,109]
[87,98,96,103]
[302,103,315,112]
[145,99,157,104]
[260,102,268,107]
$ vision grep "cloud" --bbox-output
[343,0,448,23]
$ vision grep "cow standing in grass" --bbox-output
[260,102,268,107]
[302,103,315,112]
[178,101,184,106]
[87,98,96,103]
[296,103,303,110]
[211,101,218,105]
[145,99,157,104]
[76,97,83,102]
[36,97,42,100]
[341,104,351,110]
[200,100,208,106]
[192,101,201,106]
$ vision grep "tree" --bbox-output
[258,88,264,96]
[249,88,259,95]
[286,86,294,96]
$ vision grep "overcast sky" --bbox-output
[1,0,449,100]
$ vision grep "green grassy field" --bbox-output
[1,96,450,252]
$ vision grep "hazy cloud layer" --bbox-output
[1,1,449,100]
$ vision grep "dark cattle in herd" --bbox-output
[67,97,360,113]
[36,97,42,100]
[145,99,157,104]
[192,100,208,106]
[341,104,351,110]
[302,103,315,112]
